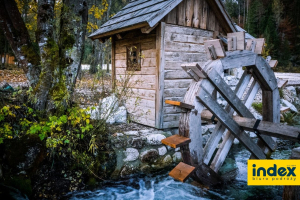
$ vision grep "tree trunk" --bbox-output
[0,0,88,112]
[64,0,88,95]
[34,0,55,110]
[0,0,40,86]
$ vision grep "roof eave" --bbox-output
[88,22,149,40]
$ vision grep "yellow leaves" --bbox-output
[87,22,99,33]
[26,23,33,31]
[88,0,109,25]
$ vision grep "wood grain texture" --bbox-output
[162,135,192,148]
[169,162,196,182]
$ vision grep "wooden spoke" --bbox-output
[198,88,266,159]
[161,135,191,148]
[165,100,195,110]
[169,162,196,182]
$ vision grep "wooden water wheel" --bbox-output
[161,32,300,186]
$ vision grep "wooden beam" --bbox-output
[278,79,288,89]
[141,23,158,34]
[90,22,148,40]
[155,22,165,129]
[165,100,195,110]
[161,135,191,148]
[203,71,252,165]
[169,162,196,182]
[116,34,123,39]
[221,50,257,70]
[197,88,266,159]
[201,110,300,142]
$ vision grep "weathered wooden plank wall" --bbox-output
[114,29,157,127]
[164,0,223,33]
[162,24,213,128]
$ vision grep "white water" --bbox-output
[70,140,292,200]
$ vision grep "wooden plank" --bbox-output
[156,22,165,129]
[246,38,265,55]
[163,113,181,122]
[169,162,196,182]
[116,67,156,75]
[197,88,266,159]
[164,79,192,89]
[141,41,156,50]
[130,88,156,100]
[141,23,158,34]
[164,32,209,44]
[185,0,194,27]
[165,100,195,110]
[165,52,208,62]
[126,98,155,109]
[177,0,186,26]
[165,41,206,53]
[165,7,177,24]
[164,88,188,98]
[204,39,226,59]
[253,56,278,91]
[164,24,213,37]
[200,0,208,30]
[202,110,300,142]
[269,60,278,68]
[116,75,156,90]
[227,32,245,50]
[162,135,191,148]
[193,0,201,28]
[163,121,180,128]
[277,79,288,89]
[221,50,257,70]
[207,10,215,31]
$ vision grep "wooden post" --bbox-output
[283,147,300,200]
[155,22,165,129]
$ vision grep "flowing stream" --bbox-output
[68,140,293,200]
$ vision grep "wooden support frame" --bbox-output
[197,88,266,159]
[201,110,300,142]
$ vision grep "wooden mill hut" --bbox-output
[89,0,237,129]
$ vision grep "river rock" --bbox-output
[120,165,137,178]
[163,155,172,164]
[172,152,182,162]
[124,131,139,136]
[123,148,139,162]
[129,137,144,149]
[146,134,166,145]
[140,149,159,163]
[158,146,167,156]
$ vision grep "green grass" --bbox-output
[252,102,263,115]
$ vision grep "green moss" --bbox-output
[21,44,40,66]
[252,102,263,115]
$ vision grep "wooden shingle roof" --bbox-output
[89,0,236,40]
